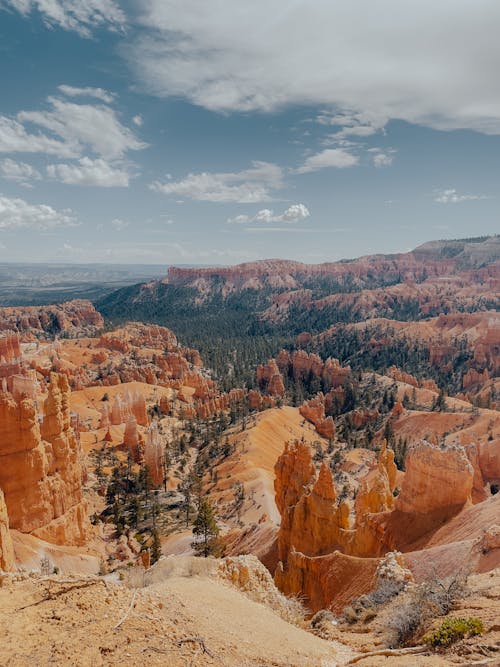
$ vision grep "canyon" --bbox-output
[0,236,499,665]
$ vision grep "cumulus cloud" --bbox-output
[434,188,487,204]
[129,1,500,134]
[150,161,284,203]
[296,149,359,174]
[47,157,131,186]
[0,194,77,230]
[132,115,143,127]
[2,0,126,37]
[228,203,310,225]
[0,158,41,184]
[58,85,115,103]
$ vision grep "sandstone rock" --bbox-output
[0,489,14,571]
[0,372,90,545]
[144,421,163,486]
[477,525,500,552]
[299,395,336,439]
[355,442,397,522]
[256,360,285,397]
[275,446,349,566]
[478,438,500,484]
[373,551,413,588]
[396,441,473,515]
[0,301,103,338]
[123,415,143,462]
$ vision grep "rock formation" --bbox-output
[355,441,397,520]
[0,489,14,571]
[0,300,103,338]
[395,441,474,515]
[144,420,163,486]
[0,371,90,546]
[123,415,143,461]
[256,360,285,397]
[299,395,335,439]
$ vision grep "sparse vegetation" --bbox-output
[387,571,470,647]
[423,617,484,647]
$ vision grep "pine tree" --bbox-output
[191,499,220,558]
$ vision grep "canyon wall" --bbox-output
[0,300,103,338]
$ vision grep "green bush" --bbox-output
[423,617,484,647]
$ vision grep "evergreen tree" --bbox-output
[191,499,220,558]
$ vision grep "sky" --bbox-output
[0,1,499,265]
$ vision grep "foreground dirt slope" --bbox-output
[1,562,499,666]
[0,567,347,667]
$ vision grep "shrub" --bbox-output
[423,617,484,647]
[388,598,427,647]
[387,571,470,647]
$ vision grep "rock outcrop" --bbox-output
[395,441,474,515]
[275,443,351,567]
[0,372,90,546]
[0,300,103,338]
[299,395,335,439]
[256,360,285,397]
[0,489,14,571]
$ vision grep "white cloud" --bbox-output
[0,158,41,184]
[132,115,143,127]
[296,149,359,174]
[0,115,75,157]
[58,85,115,104]
[150,161,284,203]
[370,149,396,168]
[47,157,131,186]
[434,188,487,204]
[0,94,146,160]
[19,96,146,159]
[0,194,77,230]
[130,1,500,134]
[110,218,129,230]
[3,0,126,37]
[229,203,310,225]
[373,153,393,168]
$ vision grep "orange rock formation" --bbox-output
[0,372,90,546]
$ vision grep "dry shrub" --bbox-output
[341,578,405,625]
[387,569,470,648]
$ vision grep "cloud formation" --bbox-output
[47,157,131,186]
[434,188,487,204]
[0,94,145,162]
[0,158,41,184]
[150,161,284,203]
[2,0,126,37]
[130,1,500,134]
[228,203,310,225]
[296,149,359,174]
[57,85,115,103]
[0,194,76,230]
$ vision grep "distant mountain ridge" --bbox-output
[165,235,500,289]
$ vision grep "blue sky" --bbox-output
[0,0,499,264]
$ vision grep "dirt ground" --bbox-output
[1,560,499,667]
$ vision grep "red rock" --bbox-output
[0,300,103,338]
[0,372,90,545]
[0,489,14,571]
[396,441,473,515]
